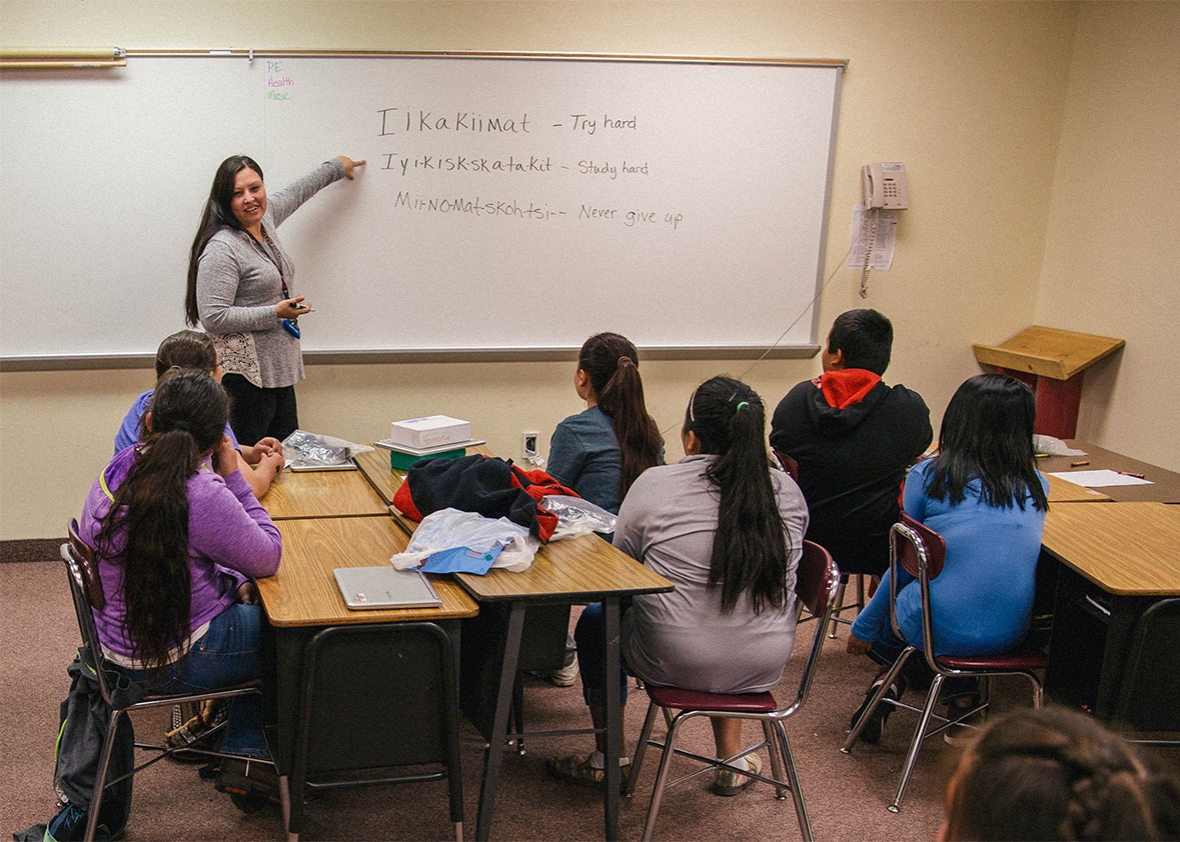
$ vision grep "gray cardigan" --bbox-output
[196,158,345,388]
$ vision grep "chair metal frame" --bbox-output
[841,513,1047,812]
[60,519,262,842]
[626,540,840,842]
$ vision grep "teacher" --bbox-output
[184,154,365,446]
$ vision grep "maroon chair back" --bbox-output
[68,517,106,610]
[796,539,838,619]
[893,512,946,580]
[773,450,800,483]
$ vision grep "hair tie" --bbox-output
[735,401,750,412]
[617,355,634,367]
[169,365,182,372]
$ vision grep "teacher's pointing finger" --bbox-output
[338,156,367,179]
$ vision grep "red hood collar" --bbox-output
[813,369,882,410]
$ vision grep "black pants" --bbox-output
[222,373,299,446]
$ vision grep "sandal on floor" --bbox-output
[215,757,281,811]
[547,753,630,791]
[711,754,762,797]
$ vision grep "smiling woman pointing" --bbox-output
[184,154,365,446]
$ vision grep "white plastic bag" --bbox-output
[542,495,619,541]
[391,508,539,574]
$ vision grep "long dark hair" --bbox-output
[94,371,230,672]
[683,376,790,615]
[926,374,1048,511]
[578,332,663,497]
[945,706,1180,841]
[185,155,264,327]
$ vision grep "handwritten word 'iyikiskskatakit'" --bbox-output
[378,109,531,135]
[394,191,563,222]
[382,154,553,175]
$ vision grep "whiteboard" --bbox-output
[0,54,843,363]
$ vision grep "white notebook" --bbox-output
[333,566,442,610]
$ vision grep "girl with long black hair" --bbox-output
[79,371,281,761]
[549,376,808,795]
[547,332,664,515]
[848,373,1050,743]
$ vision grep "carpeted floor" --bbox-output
[3,553,1159,842]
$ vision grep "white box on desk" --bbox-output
[389,415,472,449]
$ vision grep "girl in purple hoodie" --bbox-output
[79,370,281,758]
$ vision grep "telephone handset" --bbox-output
[862,162,909,210]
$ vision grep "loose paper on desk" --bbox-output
[1046,470,1153,488]
[847,205,897,271]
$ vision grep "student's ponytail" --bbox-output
[685,376,789,615]
[94,371,230,673]
[579,333,663,497]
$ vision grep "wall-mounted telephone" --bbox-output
[862,162,909,210]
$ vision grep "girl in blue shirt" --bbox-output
[848,374,1049,742]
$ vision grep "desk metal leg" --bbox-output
[475,603,526,841]
[602,596,621,842]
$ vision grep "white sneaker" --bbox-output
[547,656,579,687]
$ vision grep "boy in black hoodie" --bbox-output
[770,309,932,578]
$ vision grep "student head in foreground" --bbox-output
[941,706,1180,841]
[546,331,663,515]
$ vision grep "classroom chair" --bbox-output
[841,513,1047,812]
[284,621,464,841]
[60,519,262,842]
[1117,597,1180,745]
[774,448,867,639]
[626,540,840,842]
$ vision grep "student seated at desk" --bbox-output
[940,706,1180,841]
[115,330,284,498]
[547,332,663,517]
[847,374,1049,744]
[541,332,663,687]
[769,308,932,580]
[548,377,808,794]
[81,371,282,799]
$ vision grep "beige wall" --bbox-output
[2,1,1171,540]
[1034,1,1180,472]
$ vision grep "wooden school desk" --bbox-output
[1038,440,1180,503]
[1040,502,1180,732]
[355,446,675,841]
[262,461,391,519]
[256,514,479,838]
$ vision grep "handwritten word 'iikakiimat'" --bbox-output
[379,109,531,135]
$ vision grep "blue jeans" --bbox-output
[574,602,632,709]
[120,603,268,758]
